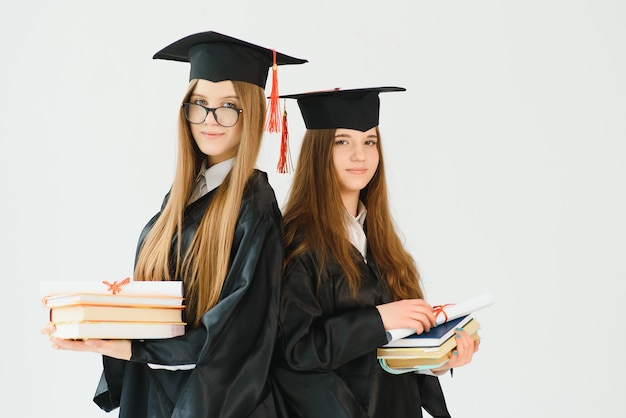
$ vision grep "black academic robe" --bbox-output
[93,170,284,418]
[272,238,452,418]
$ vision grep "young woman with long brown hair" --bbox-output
[42,31,306,417]
[271,87,479,418]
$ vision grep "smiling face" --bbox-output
[331,127,380,214]
[188,79,243,166]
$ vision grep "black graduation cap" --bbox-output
[153,31,308,88]
[280,87,406,131]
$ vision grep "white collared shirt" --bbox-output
[345,201,368,262]
[188,158,235,204]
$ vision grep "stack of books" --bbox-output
[378,315,481,373]
[377,293,493,374]
[40,278,186,339]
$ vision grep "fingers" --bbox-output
[47,337,131,360]
[410,299,437,325]
[44,329,132,360]
[409,315,431,334]
[40,323,56,335]
[53,338,110,352]
[411,321,426,335]
[405,299,436,332]
[48,337,110,354]
[43,323,94,352]
[377,299,435,331]
[447,330,477,368]
[49,337,93,352]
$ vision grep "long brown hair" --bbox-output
[282,127,424,300]
[134,79,266,327]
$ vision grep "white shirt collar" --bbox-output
[189,158,235,203]
[354,201,367,228]
[203,158,235,193]
[345,201,368,261]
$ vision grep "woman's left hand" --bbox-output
[41,323,132,360]
[432,329,480,374]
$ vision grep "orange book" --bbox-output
[51,304,184,323]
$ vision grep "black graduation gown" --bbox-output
[272,239,452,418]
[93,170,284,418]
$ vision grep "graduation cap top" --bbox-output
[280,87,406,132]
[153,31,308,88]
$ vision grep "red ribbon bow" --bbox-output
[102,277,131,295]
[432,303,454,323]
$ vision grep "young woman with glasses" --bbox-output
[42,31,306,418]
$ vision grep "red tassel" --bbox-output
[277,107,291,173]
[264,49,281,133]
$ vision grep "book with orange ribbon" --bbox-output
[377,293,492,374]
[384,293,493,344]
[382,315,474,348]
[40,279,185,308]
[40,278,185,339]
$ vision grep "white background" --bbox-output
[1,1,624,417]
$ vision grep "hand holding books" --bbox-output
[384,293,494,343]
[375,298,438,335]
[378,293,493,374]
[40,278,185,340]
[41,322,134,360]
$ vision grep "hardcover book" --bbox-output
[381,332,481,369]
[378,318,481,359]
[41,278,186,339]
[378,318,481,373]
[50,305,184,323]
[51,321,186,339]
[40,279,184,308]
[382,315,473,348]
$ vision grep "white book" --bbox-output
[51,321,185,339]
[40,279,184,308]
[386,292,494,343]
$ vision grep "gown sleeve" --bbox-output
[94,189,284,416]
[130,210,282,364]
[93,356,125,412]
[279,255,389,371]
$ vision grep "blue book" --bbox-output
[382,315,472,348]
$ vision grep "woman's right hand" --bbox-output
[40,322,132,360]
[375,299,436,334]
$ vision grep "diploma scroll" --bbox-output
[385,292,494,343]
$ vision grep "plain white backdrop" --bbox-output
[1,1,624,417]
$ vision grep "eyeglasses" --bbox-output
[182,103,243,127]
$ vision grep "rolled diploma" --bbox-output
[385,292,494,343]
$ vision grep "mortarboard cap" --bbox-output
[280,86,406,132]
[153,31,307,88]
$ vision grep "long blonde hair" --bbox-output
[134,79,266,327]
[283,128,424,300]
